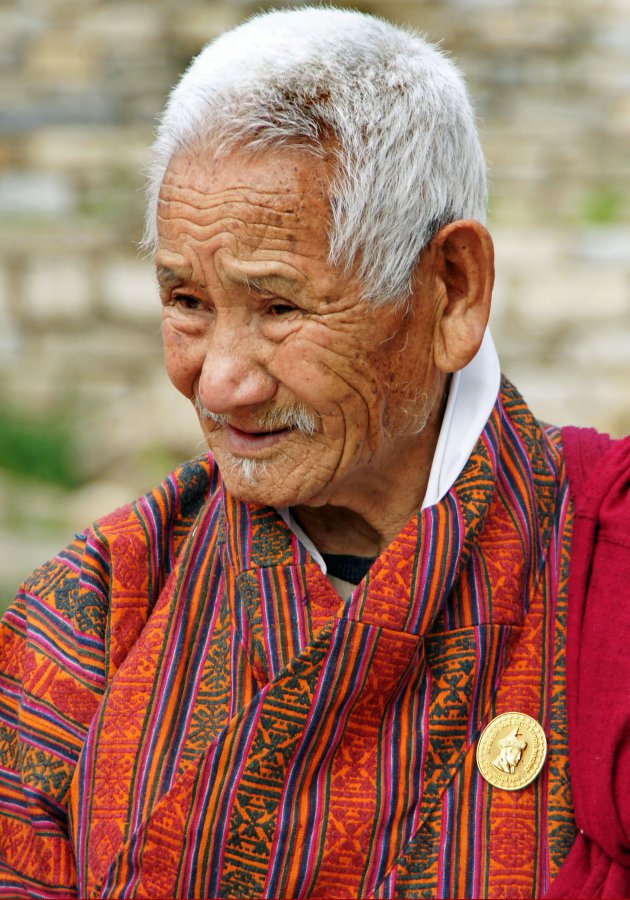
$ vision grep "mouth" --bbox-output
[225,423,293,454]
[194,394,320,455]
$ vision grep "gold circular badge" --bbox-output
[476,712,547,791]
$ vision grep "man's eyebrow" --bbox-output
[156,265,192,286]
[242,274,302,299]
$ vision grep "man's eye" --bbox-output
[268,301,296,316]
[173,294,204,311]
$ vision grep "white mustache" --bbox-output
[194,394,319,436]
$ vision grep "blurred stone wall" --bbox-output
[1,0,629,596]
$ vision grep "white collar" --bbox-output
[422,328,500,508]
[279,329,501,571]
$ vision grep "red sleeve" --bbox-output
[548,431,630,898]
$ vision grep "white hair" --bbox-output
[143,6,487,305]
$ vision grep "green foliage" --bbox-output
[581,185,623,225]
[0,404,82,489]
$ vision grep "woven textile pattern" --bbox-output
[0,379,576,897]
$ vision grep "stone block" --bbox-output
[584,56,630,93]
[465,7,570,51]
[0,88,115,132]
[6,343,64,413]
[0,266,19,359]
[0,136,23,169]
[574,227,630,265]
[23,257,93,322]
[75,373,201,479]
[500,263,628,328]
[75,3,163,47]
[562,320,630,370]
[24,125,151,173]
[502,362,627,436]
[66,480,139,531]
[3,324,161,419]
[25,31,100,81]
[593,15,630,53]
[100,257,159,322]
[611,95,630,136]
[169,5,245,50]
[492,227,566,270]
[26,324,161,377]
[0,8,45,52]
[0,171,76,218]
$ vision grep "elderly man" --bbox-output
[1,7,629,899]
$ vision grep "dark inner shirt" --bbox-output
[321,553,376,586]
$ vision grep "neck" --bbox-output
[293,414,444,558]
[292,505,385,557]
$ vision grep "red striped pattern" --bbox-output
[0,382,576,897]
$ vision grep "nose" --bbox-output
[196,314,277,415]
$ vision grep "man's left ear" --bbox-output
[431,220,494,373]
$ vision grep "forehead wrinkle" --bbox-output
[157,216,316,294]
[159,179,303,214]
[157,205,308,248]
[159,178,324,252]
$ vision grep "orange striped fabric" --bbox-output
[0,379,576,897]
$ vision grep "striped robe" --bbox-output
[0,379,577,897]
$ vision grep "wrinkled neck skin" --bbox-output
[291,380,449,558]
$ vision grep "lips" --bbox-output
[226,423,291,453]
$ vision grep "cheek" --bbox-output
[162,320,204,398]
[273,331,383,415]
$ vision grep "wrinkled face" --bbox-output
[157,147,445,510]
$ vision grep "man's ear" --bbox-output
[430,220,494,373]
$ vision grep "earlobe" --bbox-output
[432,220,494,373]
